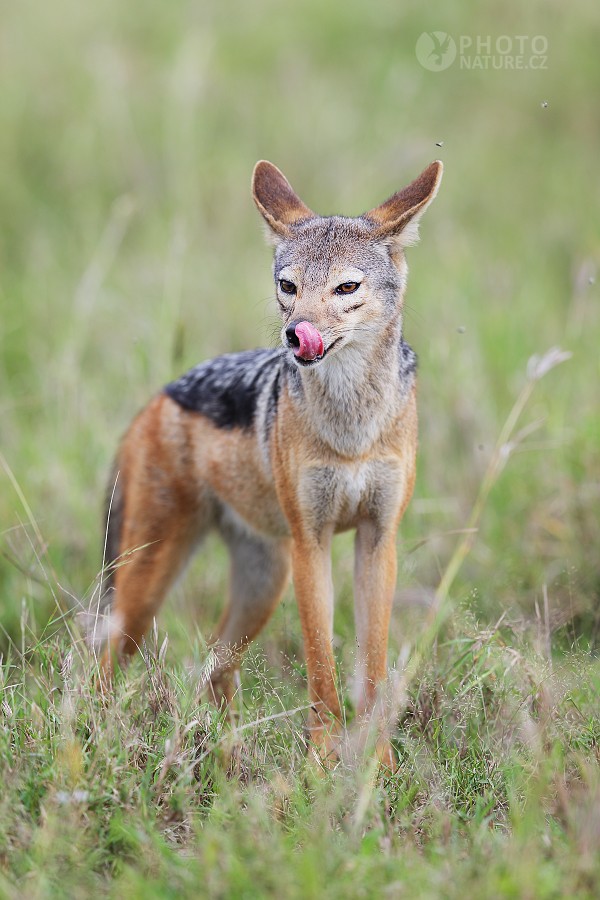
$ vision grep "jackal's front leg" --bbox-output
[353,521,398,768]
[291,531,342,765]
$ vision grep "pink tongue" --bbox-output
[294,321,324,360]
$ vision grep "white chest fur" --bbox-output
[298,457,407,536]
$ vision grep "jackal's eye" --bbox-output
[279,279,297,295]
[335,281,360,294]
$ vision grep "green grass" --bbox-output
[1,0,600,895]
[3,620,600,897]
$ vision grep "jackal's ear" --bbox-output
[365,160,443,248]
[252,161,314,241]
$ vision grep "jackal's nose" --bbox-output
[285,320,324,361]
[285,321,301,351]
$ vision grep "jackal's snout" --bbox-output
[284,320,324,362]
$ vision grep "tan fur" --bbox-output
[98,159,442,770]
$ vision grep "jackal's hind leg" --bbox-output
[208,516,291,708]
[99,497,205,681]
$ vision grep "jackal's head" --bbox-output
[252,159,442,369]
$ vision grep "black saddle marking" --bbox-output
[164,348,283,430]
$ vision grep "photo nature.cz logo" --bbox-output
[416,32,548,71]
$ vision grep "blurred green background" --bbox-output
[1,0,599,654]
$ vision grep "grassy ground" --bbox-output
[1,0,600,895]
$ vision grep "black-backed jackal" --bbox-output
[97,159,443,768]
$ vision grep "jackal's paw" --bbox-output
[207,669,241,716]
[374,737,397,773]
[95,646,120,695]
[305,722,343,772]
